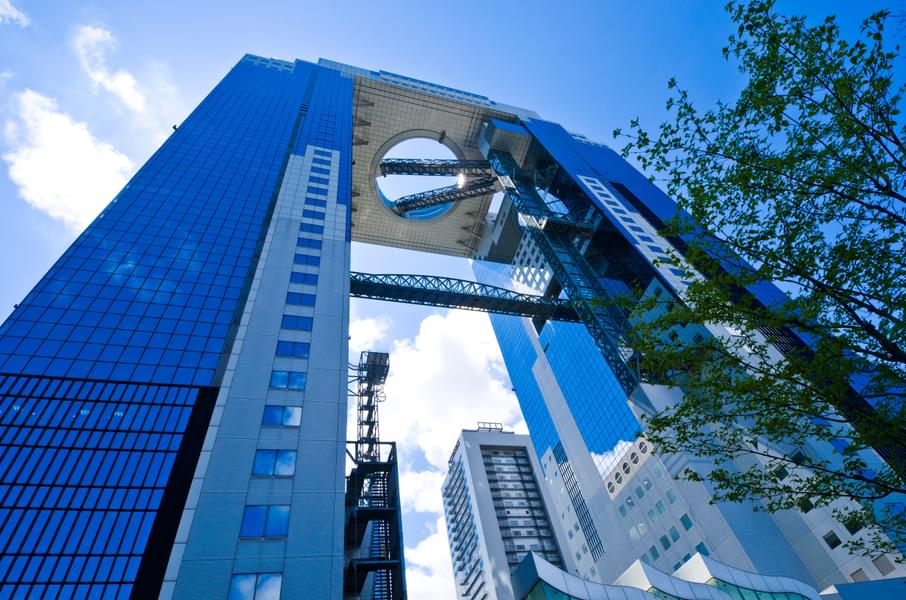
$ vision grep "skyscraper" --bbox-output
[442,425,572,600]
[0,52,900,599]
[471,128,906,589]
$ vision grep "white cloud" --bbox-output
[380,310,522,469]
[3,90,133,229]
[399,469,446,514]
[405,515,456,600]
[71,25,186,149]
[73,25,147,116]
[349,315,392,356]
[0,0,29,27]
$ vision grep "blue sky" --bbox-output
[0,0,890,595]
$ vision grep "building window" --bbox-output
[823,530,842,549]
[275,341,310,358]
[695,542,709,557]
[303,209,325,220]
[669,526,680,541]
[843,514,863,535]
[299,223,324,234]
[635,486,645,499]
[797,497,815,512]
[873,554,895,576]
[649,545,660,561]
[281,315,313,331]
[262,405,302,427]
[228,573,282,600]
[297,237,322,249]
[240,505,291,538]
[293,254,320,266]
[269,370,306,390]
[660,535,671,551]
[252,450,296,477]
[286,292,316,306]
[666,490,677,504]
[289,272,318,285]
[850,568,869,582]
[655,500,666,514]
[680,514,693,530]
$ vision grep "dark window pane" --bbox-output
[823,530,842,549]
[280,315,313,331]
[289,273,318,285]
[240,506,267,537]
[286,293,316,306]
[252,450,276,476]
[261,407,283,426]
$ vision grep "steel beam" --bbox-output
[391,176,498,215]
[349,272,580,322]
[379,158,492,177]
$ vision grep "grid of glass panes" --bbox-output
[0,374,206,597]
[0,59,314,387]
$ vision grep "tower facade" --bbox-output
[0,52,900,599]
[442,426,573,600]
[471,127,906,590]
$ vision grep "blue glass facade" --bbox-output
[538,321,637,477]
[0,55,350,596]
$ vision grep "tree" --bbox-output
[613,0,906,560]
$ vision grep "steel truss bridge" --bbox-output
[349,272,580,323]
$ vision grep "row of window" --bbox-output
[230,210,320,590]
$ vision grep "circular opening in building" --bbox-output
[614,473,623,484]
[606,482,615,494]
[375,138,458,221]
[630,452,639,464]
[622,462,631,474]
[639,441,649,453]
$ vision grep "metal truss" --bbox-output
[487,149,639,395]
[352,351,390,462]
[379,158,493,177]
[349,272,580,323]
[392,176,498,215]
[344,351,406,600]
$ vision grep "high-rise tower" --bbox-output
[0,53,901,599]
[442,425,572,600]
